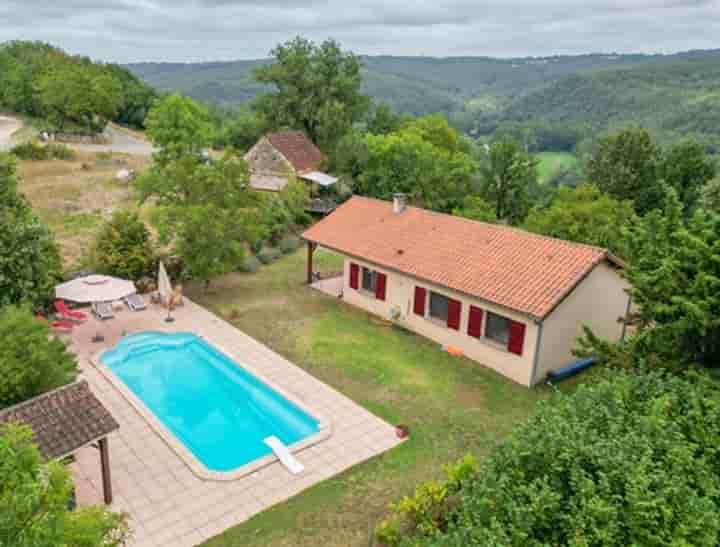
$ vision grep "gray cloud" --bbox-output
[0,0,718,62]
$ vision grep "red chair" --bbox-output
[54,300,88,321]
[36,314,74,331]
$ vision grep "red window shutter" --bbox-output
[447,298,462,330]
[375,272,387,301]
[508,321,526,356]
[413,287,426,316]
[349,263,359,289]
[467,306,483,338]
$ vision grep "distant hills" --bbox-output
[127,49,720,147]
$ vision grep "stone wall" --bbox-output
[244,138,294,176]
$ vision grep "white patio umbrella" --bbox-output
[157,261,172,306]
[55,274,136,303]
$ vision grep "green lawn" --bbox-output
[536,151,579,184]
[187,249,557,546]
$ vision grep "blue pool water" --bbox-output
[102,332,320,472]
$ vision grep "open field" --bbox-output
[17,151,150,270]
[186,249,575,547]
[536,151,579,184]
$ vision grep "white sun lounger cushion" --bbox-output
[264,436,304,474]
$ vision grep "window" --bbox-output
[429,292,449,321]
[485,311,511,345]
[362,267,377,292]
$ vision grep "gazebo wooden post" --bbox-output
[306,241,317,284]
[98,437,113,505]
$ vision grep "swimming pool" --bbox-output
[101,332,322,475]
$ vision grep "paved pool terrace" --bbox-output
[66,297,402,547]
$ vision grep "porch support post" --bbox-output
[306,241,317,284]
[98,437,113,505]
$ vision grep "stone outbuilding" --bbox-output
[244,131,339,213]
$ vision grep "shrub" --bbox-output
[93,210,155,281]
[279,235,301,254]
[10,141,75,160]
[256,247,282,264]
[0,424,130,547]
[0,306,79,408]
[238,255,261,273]
[381,371,720,546]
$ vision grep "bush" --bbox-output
[0,424,130,547]
[238,255,261,273]
[10,141,75,160]
[279,235,301,254]
[93,210,155,281]
[382,370,720,546]
[256,247,282,264]
[0,306,79,408]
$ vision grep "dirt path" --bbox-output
[71,125,155,156]
[0,115,22,151]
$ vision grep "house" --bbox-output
[244,131,338,213]
[302,195,630,387]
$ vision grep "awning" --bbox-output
[55,274,136,303]
[299,171,338,187]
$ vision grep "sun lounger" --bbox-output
[92,301,114,320]
[124,293,147,311]
[264,436,304,474]
[51,320,75,331]
[55,300,87,321]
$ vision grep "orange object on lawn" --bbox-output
[446,345,464,357]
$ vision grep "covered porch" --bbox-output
[304,240,344,297]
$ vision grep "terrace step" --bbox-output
[264,436,304,475]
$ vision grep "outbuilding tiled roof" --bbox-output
[267,131,325,173]
[303,196,622,319]
[0,381,119,459]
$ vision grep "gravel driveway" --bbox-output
[0,115,22,151]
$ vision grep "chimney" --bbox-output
[393,193,407,214]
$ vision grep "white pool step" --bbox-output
[264,436,304,475]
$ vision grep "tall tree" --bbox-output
[0,153,62,307]
[585,127,666,215]
[93,210,155,281]
[137,154,266,286]
[0,306,78,408]
[144,94,214,166]
[479,138,538,224]
[1,424,129,547]
[353,118,478,213]
[662,138,716,214]
[254,37,370,149]
[523,183,636,258]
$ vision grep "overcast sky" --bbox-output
[1,0,719,63]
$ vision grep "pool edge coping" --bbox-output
[90,332,333,482]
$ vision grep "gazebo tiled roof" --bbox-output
[0,381,119,459]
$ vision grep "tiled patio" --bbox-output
[66,297,401,547]
[310,276,344,298]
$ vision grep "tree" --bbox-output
[378,370,720,546]
[0,306,78,408]
[523,183,636,258]
[0,424,129,547]
[144,94,214,166]
[585,127,666,215]
[355,127,477,213]
[700,177,720,212]
[0,154,62,308]
[479,138,538,224]
[453,195,497,223]
[137,153,266,286]
[662,138,716,213]
[94,210,155,281]
[219,108,269,152]
[254,37,370,149]
[365,102,407,135]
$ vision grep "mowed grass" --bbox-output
[188,249,556,547]
[17,151,150,270]
[536,151,579,184]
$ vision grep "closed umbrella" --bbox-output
[157,261,172,306]
[55,275,136,303]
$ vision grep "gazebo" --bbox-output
[0,381,119,504]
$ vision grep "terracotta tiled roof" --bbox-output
[267,131,325,173]
[0,381,119,459]
[303,196,622,319]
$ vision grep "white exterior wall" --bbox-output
[340,257,540,386]
[534,262,629,383]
